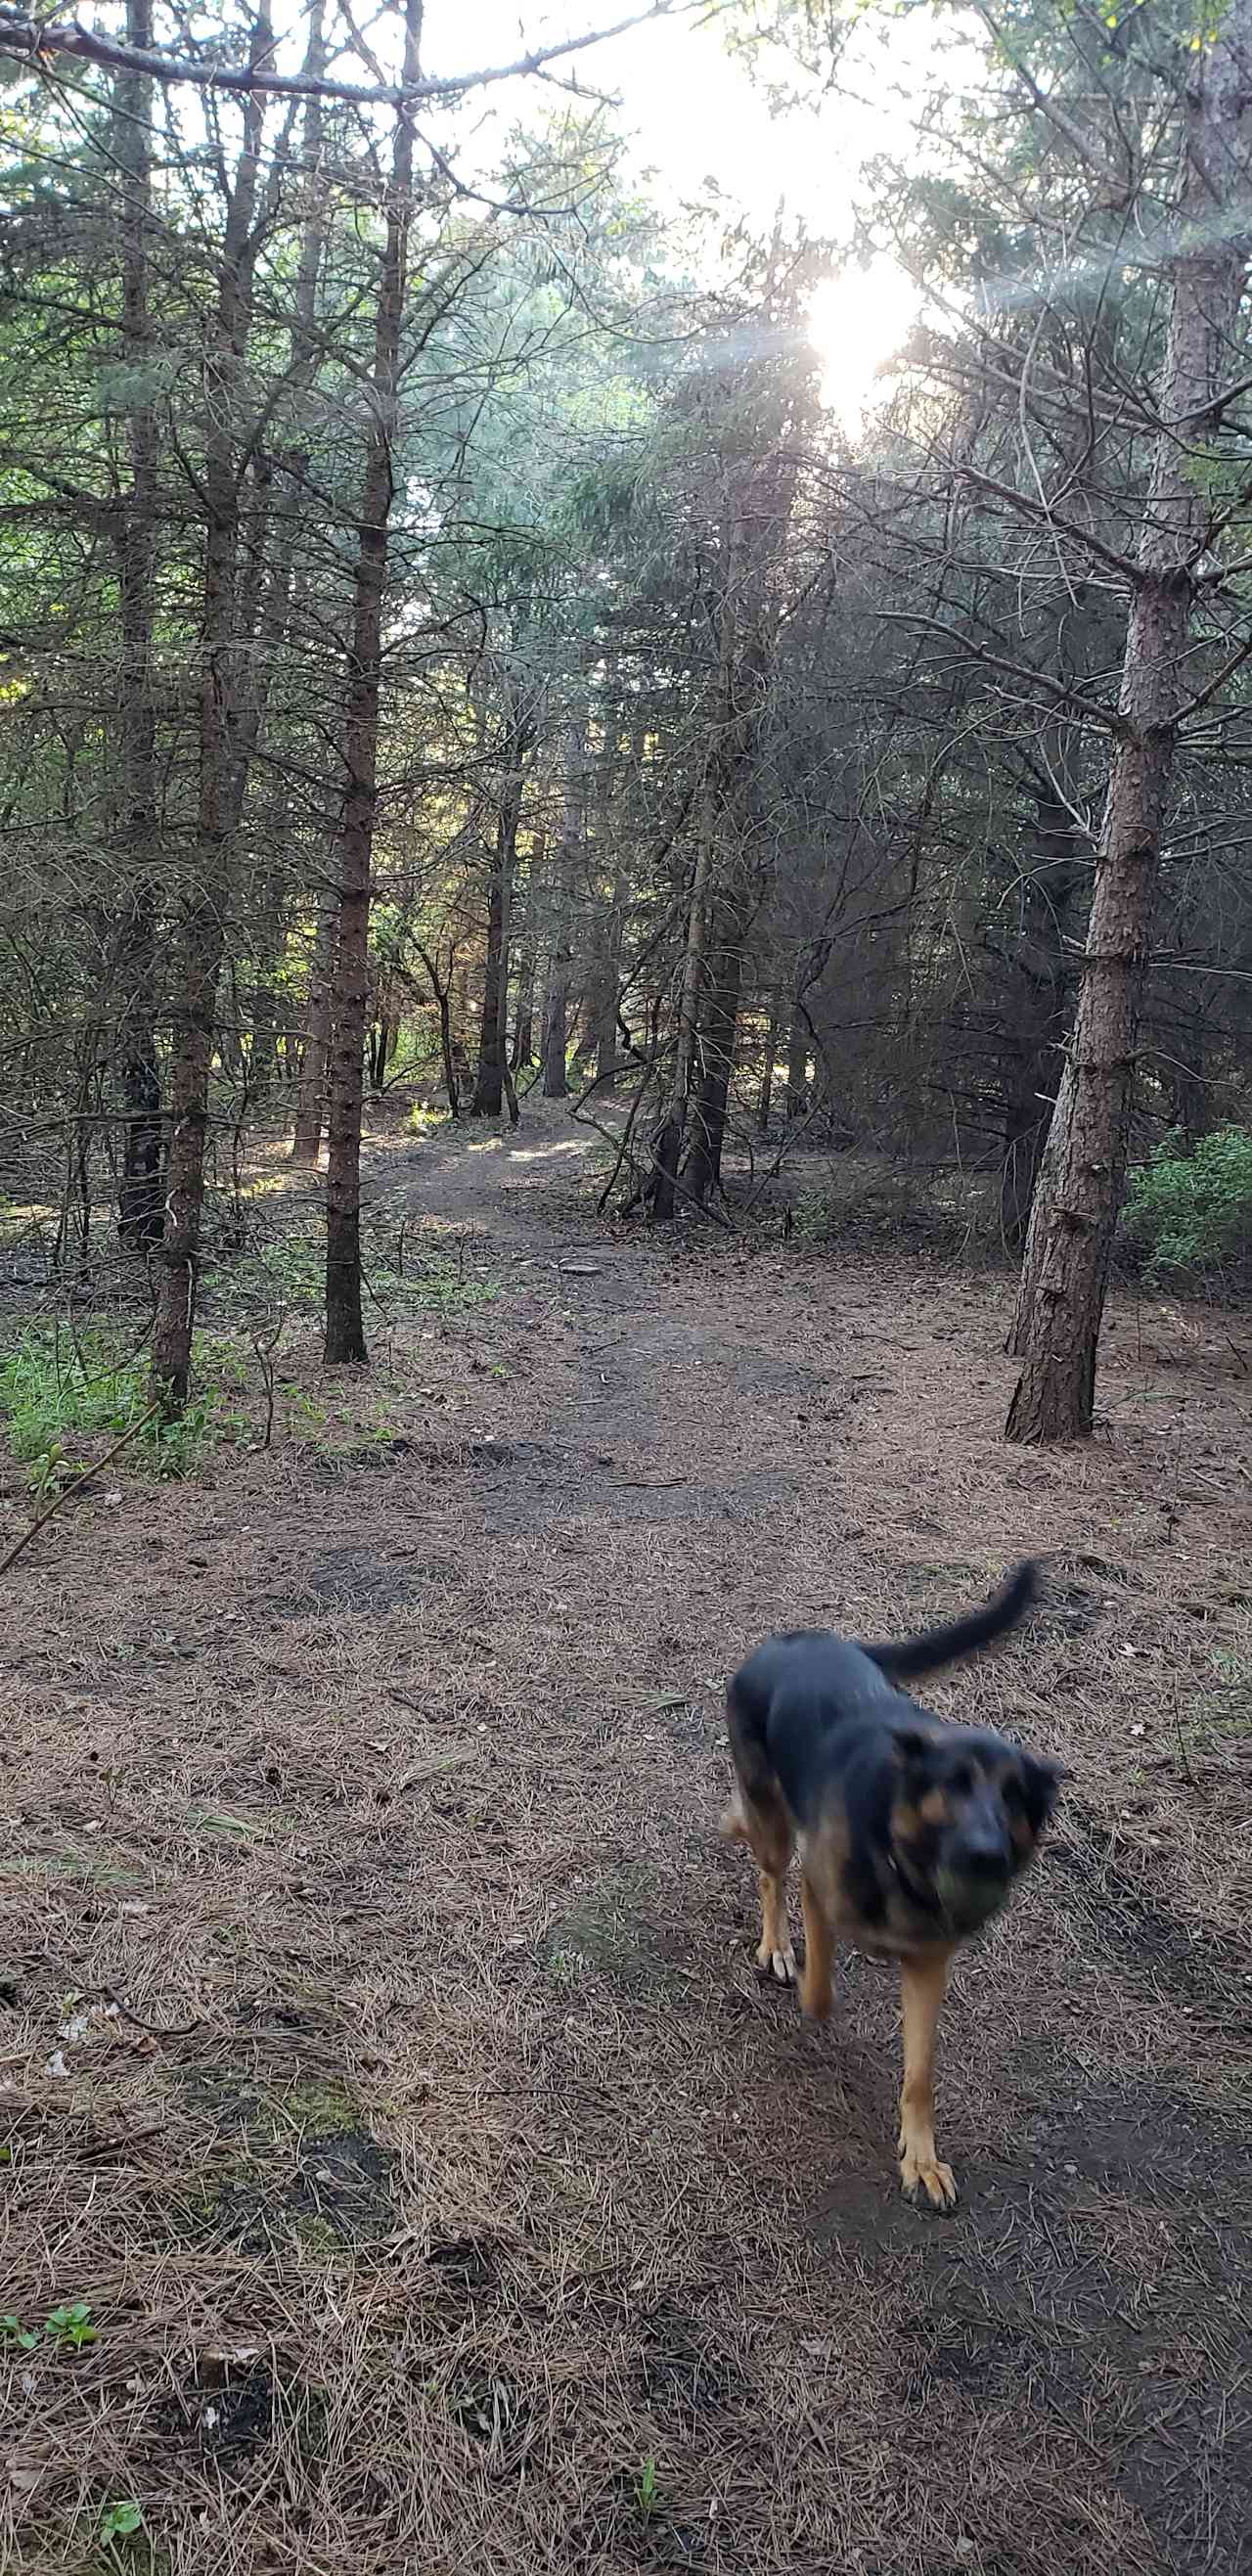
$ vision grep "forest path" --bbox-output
[3,1097,1250,2574]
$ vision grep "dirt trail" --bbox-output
[3,1103,1251,2575]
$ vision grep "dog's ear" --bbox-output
[1024,1752,1069,1823]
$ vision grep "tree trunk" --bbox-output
[757,996,781,1134]
[998,794,1083,1253]
[784,1006,809,1116]
[594,864,631,1088]
[471,672,530,1118]
[1164,989,1210,1146]
[471,836,513,1115]
[151,22,270,1413]
[542,712,582,1101]
[324,0,422,1364]
[510,832,542,1071]
[1006,10,1252,1441]
[651,788,716,1219]
[247,15,326,1112]
[291,897,335,1163]
[112,0,165,1250]
[683,881,751,1203]
[248,874,287,1101]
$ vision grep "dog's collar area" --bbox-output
[885,1847,945,1918]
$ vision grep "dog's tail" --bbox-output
[860,1559,1040,1683]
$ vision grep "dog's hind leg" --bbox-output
[721,1684,797,1985]
[720,1789,796,1985]
[897,1950,957,2209]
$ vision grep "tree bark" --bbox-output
[291,896,335,1162]
[593,862,631,1088]
[471,669,530,1118]
[415,940,461,1112]
[542,710,583,1101]
[1006,7,1252,1441]
[998,790,1083,1253]
[683,878,752,1203]
[510,834,540,1072]
[150,19,270,1412]
[757,995,781,1134]
[783,1006,809,1116]
[650,780,715,1219]
[112,0,165,1250]
[324,0,423,1363]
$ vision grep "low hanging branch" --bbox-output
[0,0,686,108]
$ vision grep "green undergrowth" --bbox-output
[0,1229,498,1486]
[0,1327,248,1482]
[1121,1126,1252,1284]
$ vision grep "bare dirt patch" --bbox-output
[2,1103,1250,2573]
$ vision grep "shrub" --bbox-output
[1121,1126,1252,1281]
[0,1329,241,1479]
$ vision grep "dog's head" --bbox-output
[888,1721,1066,1936]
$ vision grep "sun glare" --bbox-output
[809,259,921,436]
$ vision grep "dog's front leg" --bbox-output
[798,1873,833,2020]
[755,1863,796,1985]
[897,1951,957,2208]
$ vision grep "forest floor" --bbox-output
[3,1098,1252,2576]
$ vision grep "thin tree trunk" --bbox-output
[783,1006,809,1116]
[757,995,781,1134]
[1164,988,1210,1146]
[291,896,335,1163]
[594,863,631,1088]
[999,795,1083,1253]
[472,671,529,1117]
[1006,6,1252,1441]
[511,832,542,1071]
[325,0,423,1363]
[150,21,271,1412]
[472,823,513,1114]
[651,781,716,1219]
[542,712,582,1101]
[415,941,461,1113]
[684,880,751,1203]
[112,0,165,1250]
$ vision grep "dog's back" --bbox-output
[727,1561,1041,1823]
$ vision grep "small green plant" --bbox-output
[46,2299,97,2350]
[98,2501,144,2549]
[1,2313,40,2350]
[636,2457,659,2522]
[26,1439,90,1499]
[1122,1126,1252,1281]
[547,1946,592,1991]
[0,1330,243,1480]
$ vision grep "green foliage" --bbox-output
[98,2501,144,2549]
[1121,1128,1252,1280]
[5,2298,98,2352]
[2,2313,41,2351]
[45,2299,97,2350]
[0,1330,246,1480]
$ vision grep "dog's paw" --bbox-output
[898,2143,958,2210]
[755,1939,797,1985]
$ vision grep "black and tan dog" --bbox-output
[721,1560,1063,2209]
